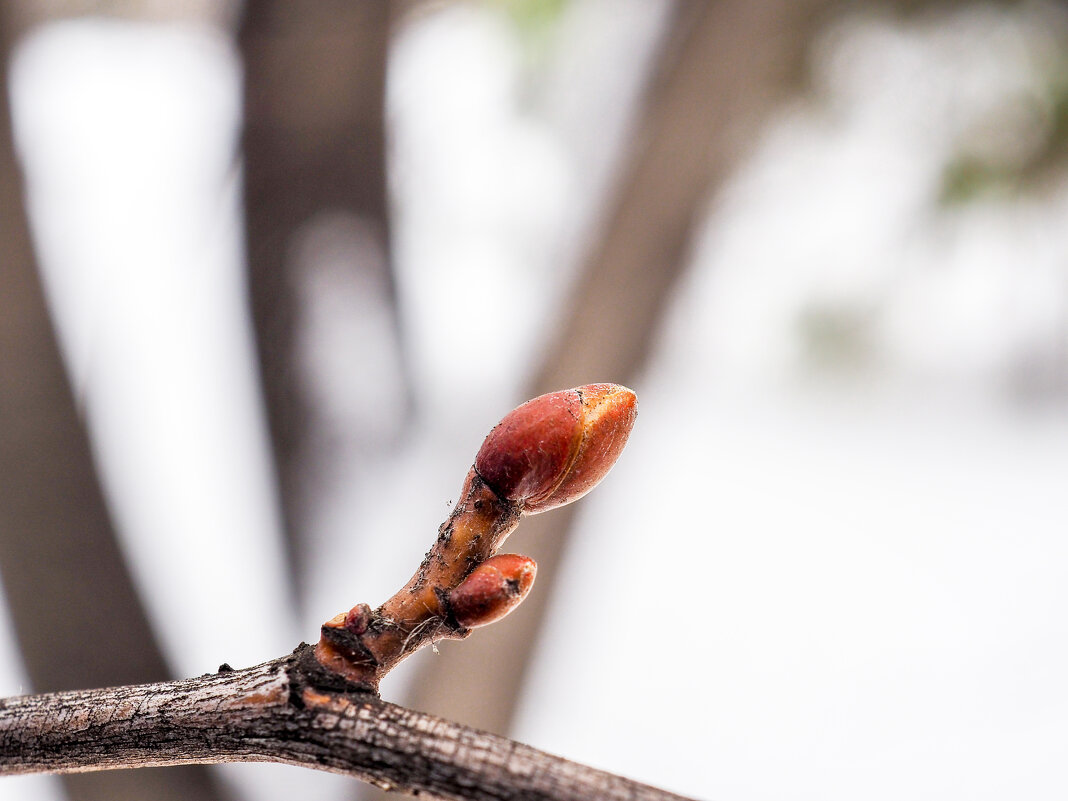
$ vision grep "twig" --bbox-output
[0,648,697,801]
[0,385,690,799]
[314,384,637,690]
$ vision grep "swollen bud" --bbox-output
[449,553,537,628]
[474,383,637,513]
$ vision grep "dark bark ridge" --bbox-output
[0,645,699,801]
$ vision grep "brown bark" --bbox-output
[0,648,701,801]
[239,0,403,598]
[405,0,843,737]
[0,11,228,801]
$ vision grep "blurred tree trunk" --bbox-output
[403,0,845,738]
[0,13,226,801]
[240,0,402,602]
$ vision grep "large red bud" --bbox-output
[474,384,637,513]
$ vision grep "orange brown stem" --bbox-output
[316,384,637,690]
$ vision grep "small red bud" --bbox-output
[449,553,537,628]
[474,384,637,513]
[344,603,372,635]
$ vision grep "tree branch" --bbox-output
[240,0,409,603]
[0,647,697,801]
[0,387,670,799]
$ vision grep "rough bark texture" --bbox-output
[406,0,842,737]
[0,647,699,801]
[0,11,226,801]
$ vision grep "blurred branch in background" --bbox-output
[403,0,845,739]
[240,0,408,605]
[6,0,236,27]
[0,9,227,801]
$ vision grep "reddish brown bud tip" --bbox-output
[344,603,372,635]
[474,384,637,513]
[545,383,637,511]
[449,553,537,628]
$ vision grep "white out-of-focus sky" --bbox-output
[3,2,1068,801]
